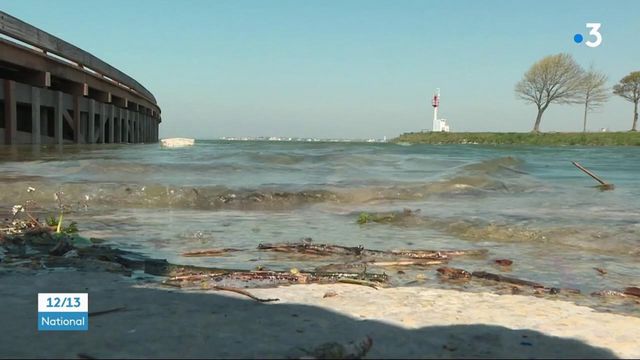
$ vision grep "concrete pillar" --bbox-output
[31,86,41,145]
[41,107,49,142]
[100,103,106,144]
[114,108,119,143]
[88,99,95,144]
[73,95,81,144]
[3,80,16,145]
[108,104,115,143]
[134,112,139,143]
[124,109,130,143]
[55,91,64,145]
[130,111,135,143]
[119,108,124,143]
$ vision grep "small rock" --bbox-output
[494,259,513,266]
[323,291,338,298]
[49,236,74,256]
[436,267,471,280]
[63,249,79,258]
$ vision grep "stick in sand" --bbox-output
[211,286,280,303]
[571,161,614,190]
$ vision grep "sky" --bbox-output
[1,0,639,139]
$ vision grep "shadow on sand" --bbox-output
[0,271,618,359]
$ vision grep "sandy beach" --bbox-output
[1,269,638,359]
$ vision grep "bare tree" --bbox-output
[579,67,609,132]
[515,53,584,132]
[613,71,640,131]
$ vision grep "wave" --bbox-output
[347,209,640,257]
[0,157,539,212]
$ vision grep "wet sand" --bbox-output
[1,270,638,358]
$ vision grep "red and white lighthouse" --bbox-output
[430,88,450,132]
[432,88,440,132]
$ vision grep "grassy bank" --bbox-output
[393,132,640,146]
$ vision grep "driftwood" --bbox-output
[147,259,389,288]
[624,287,640,298]
[435,268,581,295]
[471,271,580,295]
[316,259,445,273]
[571,161,614,190]
[162,269,388,286]
[181,248,241,257]
[338,278,380,289]
[472,271,544,288]
[368,259,446,267]
[258,241,486,260]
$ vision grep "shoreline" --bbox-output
[1,269,639,358]
[393,131,640,146]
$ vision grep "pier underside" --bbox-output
[0,78,158,145]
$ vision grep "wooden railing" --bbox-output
[0,10,158,106]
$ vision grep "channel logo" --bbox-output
[573,23,602,47]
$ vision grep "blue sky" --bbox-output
[1,0,639,139]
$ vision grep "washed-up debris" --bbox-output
[316,259,445,274]
[155,263,389,289]
[591,290,630,298]
[472,271,581,295]
[571,161,614,191]
[209,286,279,303]
[437,266,472,280]
[594,267,607,275]
[494,259,513,266]
[323,291,338,298]
[258,239,486,261]
[338,278,380,289]
[181,248,241,257]
[472,271,544,288]
[436,267,581,295]
[624,287,640,298]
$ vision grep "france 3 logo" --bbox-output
[573,23,602,48]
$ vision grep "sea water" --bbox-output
[1,141,638,315]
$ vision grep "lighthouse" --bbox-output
[432,88,440,132]
[431,88,450,132]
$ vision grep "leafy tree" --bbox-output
[613,71,640,131]
[515,54,584,132]
[579,68,609,132]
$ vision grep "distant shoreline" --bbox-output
[393,132,640,146]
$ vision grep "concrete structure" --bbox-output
[0,11,160,145]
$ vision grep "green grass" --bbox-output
[393,132,640,146]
